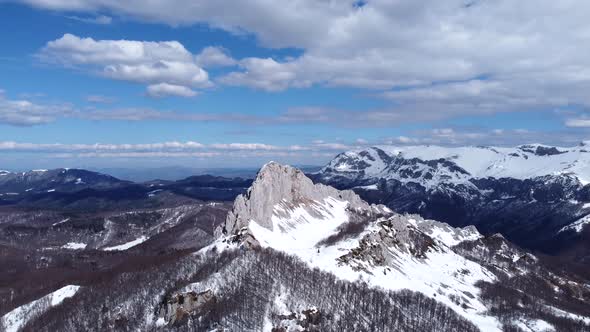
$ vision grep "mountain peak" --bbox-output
[217,162,381,243]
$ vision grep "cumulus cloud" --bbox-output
[219,58,309,92]
[195,46,236,68]
[26,0,590,118]
[19,1,590,121]
[38,34,215,97]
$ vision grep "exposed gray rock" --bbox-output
[337,216,441,273]
[336,214,483,274]
[273,307,322,332]
[403,214,482,247]
[217,162,385,241]
[158,289,217,326]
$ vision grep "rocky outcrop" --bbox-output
[217,162,385,244]
[272,307,323,332]
[337,216,441,273]
[336,214,484,275]
[158,289,217,326]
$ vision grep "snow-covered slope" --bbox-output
[218,162,502,331]
[0,285,80,332]
[321,143,590,188]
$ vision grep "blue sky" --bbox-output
[0,1,589,170]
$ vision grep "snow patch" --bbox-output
[559,215,590,233]
[62,242,86,250]
[52,218,70,226]
[355,184,378,190]
[513,318,555,332]
[147,189,163,197]
[103,236,148,251]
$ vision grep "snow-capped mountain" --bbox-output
[320,143,590,187]
[217,162,590,331]
[314,144,590,262]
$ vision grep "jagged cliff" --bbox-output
[217,161,385,245]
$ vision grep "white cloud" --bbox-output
[209,143,278,150]
[146,83,198,98]
[19,0,590,121]
[0,93,73,126]
[71,152,221,158]
[195,46,236,67]
[384,127,587,147]
[0,140,346,160]
[41,34,194,65]
[25,0,590,118]
[103,61,210,87]
[565,118,590,128]
[0,141,205,152]
[219,57,310,92]
[39,34,212,96]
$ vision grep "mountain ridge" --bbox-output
[313,144,590,261]
[215,162,590,331]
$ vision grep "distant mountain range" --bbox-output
[0,168,252,211]
[94,165,322,182]
[312,143,590,263]
[2,143,589,261]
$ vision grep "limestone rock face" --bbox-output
[217,162,377,239]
